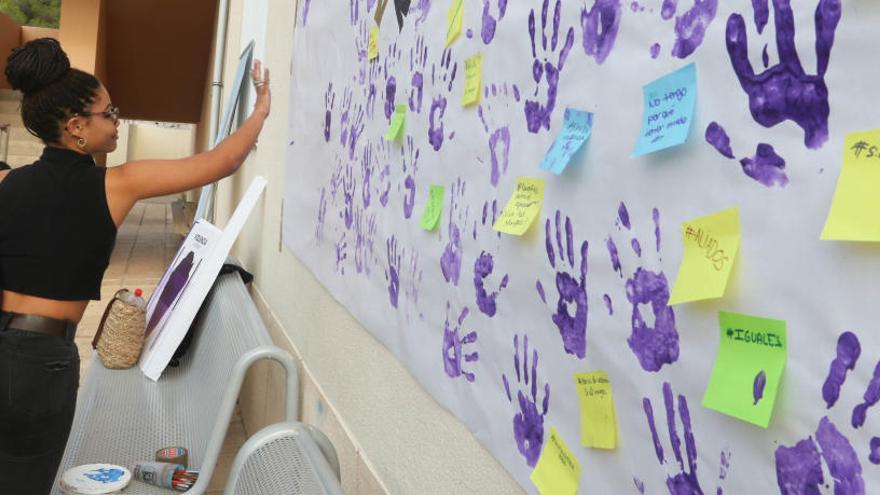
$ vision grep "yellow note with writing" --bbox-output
[530,427,581,495]
[462,54,483,107]
[493,177,544,236]
[446,0,463,48]
[575,371,617,449]
[821,130,880,241]
[369,25,379,60]
[668,208,740,305]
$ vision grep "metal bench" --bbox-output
[51,270,303,494]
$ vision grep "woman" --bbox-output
[0,38,270,493]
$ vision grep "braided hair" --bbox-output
[4,38,100,144]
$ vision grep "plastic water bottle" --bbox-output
[123,288,147,310]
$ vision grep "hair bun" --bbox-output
[4,38,71,95]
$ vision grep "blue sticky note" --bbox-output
[540,108,594,175]
[632,63,697,157]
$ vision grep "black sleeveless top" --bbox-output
[0,147,117,300]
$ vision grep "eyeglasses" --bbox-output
[78,106,120,123]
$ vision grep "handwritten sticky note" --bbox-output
[702,311,787,428]
[493,177,545,235]
[632,63,697,157]
[384,104,406,141]
[668,208,741,305]
[446,0,463,47]
[575,371,617,449]
[461,54,483,107]
[540,108,594,174]
[821,129,880,241]
[530,427,581,495]
[369,25,379,60]
[420,185,444,231]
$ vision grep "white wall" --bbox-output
[212,0,523,493]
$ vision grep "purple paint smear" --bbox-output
[474,251,509,317]
[403,175,415,218]
[823,331,861,409]
[651,43,661,59]
[726,0,842,149]
[852,359,880,429]
[753,370,766,405]
[525,0,575,133]
[580,0,622,65]
[542,210,589,359]
[384,76,397,120]
[323,83,335,142]
[442,305,478,382]
[536,280,547,304]
[385,236,401,308]
[740,143,789,187]
[661,0,678,20]
[502,334,550,467]
[481,0,508,44]
[146,251,194,337]
[671,0,718,59]
[816,417,865,494]
[414,0,431,25]
[428,48,457,150]
[775,437,824,494]
[705,122,734,159]
[603,294,613,315]
[870,438,880,465]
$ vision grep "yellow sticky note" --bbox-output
[821,130,880,241]
[461,54,483,107]
[575,371,617,449]
[668,208,740,305]
[446,0,463,48]
[493,177,544,235]
[384,104,406,141]
[420,185,444,231]
[530,427,581,495]
[369,25,379,60]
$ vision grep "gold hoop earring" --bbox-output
[76,137,87,150]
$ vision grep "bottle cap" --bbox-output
[134,288,143,297]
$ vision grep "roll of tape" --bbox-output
[155,446,188,468]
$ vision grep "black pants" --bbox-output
[0,324,80,495]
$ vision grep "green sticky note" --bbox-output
[384,104,406,141]
[530,427,581,495]
[493,177,545,235]
[461,53,483,107]
[420,185,444,231]
[368,25,379,61]
[575,371,618,450]
[702,311,787,428]
[821,129,880,241]
[446,0,463,48]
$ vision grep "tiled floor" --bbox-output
[75,197,244,493]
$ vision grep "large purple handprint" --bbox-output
[478,83,517,187]
[481,0,508,45]
[775,332,872,494]
[442,304,478,382]
[408,34,428,113]
[638,382,728,493]
[428,48,457,150]
[607,202,679,372]
[502,334,550,467]
[580,0,622,65]
[524,0,575,134]
[383,43,402,120]
[440,178,468,286]
[473,252,509,317]
[535,210,588,359]
[726,0,842,149]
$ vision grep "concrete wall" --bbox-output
[210,1,524,493]
[0,13,21,90]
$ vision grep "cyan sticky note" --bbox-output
[540,108,593,174]
[633,63,697,157]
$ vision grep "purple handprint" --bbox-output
[413,0,431,25]
[535,210,589,359]
[671,0,718,59]
[775,331,874,494]
[477,84,517,187]
[409,34,428,113]
[323,82,335,142]
[481,0,508,45]
[639,382,728,493]
[524,0,574,134]
[740,143,788,188]
[383,43,402,120]
[338,87,353,149]
[378,164,391,207]
[404,249,423,321]
[398,136,420,219]
[335,233,348,275]
[360,142,374,208]
[726,0,842,149]
[440,178,468,286]
[502,334,550,467]
[705,121,734,159]
[352,207,377,275]
[442,304,478,382]
[341,163,355,229]
[473,252,509,318]
[607,202,679,372]
[428,48,457,150]
[385,236,401,308]
[315,187,327,241]
[580,0,622,65]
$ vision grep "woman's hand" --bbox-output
[251,59,271,118]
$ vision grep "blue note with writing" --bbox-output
[540,108,594,175]
[632,63,697,157]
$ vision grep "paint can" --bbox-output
[59,464,131,495]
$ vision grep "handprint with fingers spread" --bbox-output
[726,0,842,149]
[429,48,457,150]
[524,0,575,134]
[385,236,401,308]
[409,34,428,113]
[502,334,550,467]
[440,178,468,286]
[442,304,478,382]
